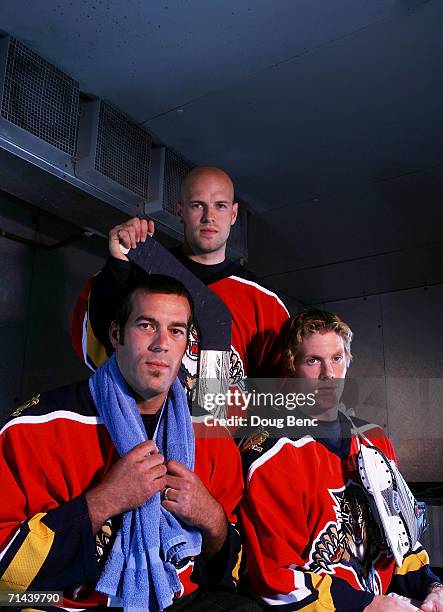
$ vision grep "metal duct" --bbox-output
[0,36,134,233]
[145,147,193,237]
[76,99,152,215]
[0,36,79,156]
[0,34,250,251]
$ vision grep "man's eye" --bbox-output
[191,203,202,209]
[307,358,318,365]
[139,322,154,330]
[216,203,227,208]
[333,355,343,362]
[171,328,185,336]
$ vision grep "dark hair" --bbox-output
[113,274,194,344]
[281,307,353,373]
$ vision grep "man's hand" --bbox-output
[365,595,419,610]
[109,217,155,261]
[420,586,443,611]
[86,440,166,533]
[161,459,228,558]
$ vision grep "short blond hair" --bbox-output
[281,308,353,375]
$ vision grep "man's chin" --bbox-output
[302,393,341,416]
[192,237,225,254]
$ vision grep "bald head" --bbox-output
[177,165,238,264]
[180,166,234,204]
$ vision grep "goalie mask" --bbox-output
[355,430,427,567]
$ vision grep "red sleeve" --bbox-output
[71,275,96,364]
[210,276,289,379]
[194,436,244,590]
[0,423,99,593]
[194,436,243,523]
[247,288,289,378]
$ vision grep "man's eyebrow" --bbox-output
[134,316,188,329]
[134,315,157,324]
[169,321,189,328]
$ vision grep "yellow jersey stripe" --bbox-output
[0,514,54,590]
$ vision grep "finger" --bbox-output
[165,459,190,477]
[109,227,126,247]
[132,440,159,457]
[161,486,179,503]
[114,227,133,249]
[161,499,182,515]
[164,474,184,490]
[132,218,141,243]
[147,219,155,237]
[124,225,137,249]
[142,453,165,469]
[148,464,167,481]
[151,476,167,495]
[140,218,148,242]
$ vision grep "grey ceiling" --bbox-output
[1,0,442,306]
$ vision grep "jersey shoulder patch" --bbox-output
[7,380,96,421]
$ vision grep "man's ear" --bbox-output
[176,202,183,222]
[109,321,120,349]
[231,202,239,226]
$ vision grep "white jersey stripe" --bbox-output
[247,436,315,484]
[0,527,21,562]
[82,311,95,372]
[261,568,312,604]
[0,412,103,436]
[227,275,289,315]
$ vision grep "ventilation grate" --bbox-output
[0,36,79,155]
[163,149,193,214]
[95,103,152,199]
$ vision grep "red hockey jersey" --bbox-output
[0,381,243,610]
[71,250,289,385]
[240,414,437,611]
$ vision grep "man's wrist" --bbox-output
[428,581,443,594]
[85,485,115,534]
[198,501,228,558]
[198,499,226,535]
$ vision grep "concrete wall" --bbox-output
[321,286,443,481]
[0,192,108,423]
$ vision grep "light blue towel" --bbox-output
[89,354,202,611]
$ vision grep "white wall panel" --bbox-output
[323,285,443,481]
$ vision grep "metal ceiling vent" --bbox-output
[0,35,79,158]
[146,147,193,236]
[76,100,152,214]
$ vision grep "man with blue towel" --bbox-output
[0,275,256,611]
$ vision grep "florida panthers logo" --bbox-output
[309,481,386,593]
[180,324,245,393]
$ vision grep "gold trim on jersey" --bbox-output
[11,395,40,417]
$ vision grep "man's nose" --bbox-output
[201,205,215,223]
[320,361,334,380]
[149,328,169,352]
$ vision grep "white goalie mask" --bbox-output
[355,430,427,567]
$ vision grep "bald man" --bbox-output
[72,165,289,390]
[178,166,238,265]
